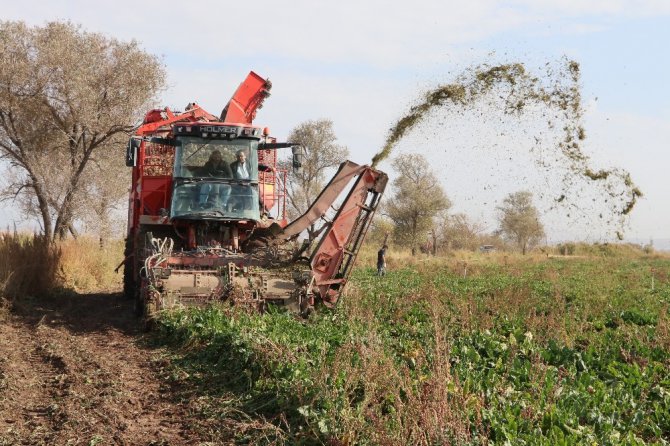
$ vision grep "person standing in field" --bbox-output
[377,244,388,276]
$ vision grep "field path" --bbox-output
[0,293,204,446]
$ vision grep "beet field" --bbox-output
[152,249,670,445]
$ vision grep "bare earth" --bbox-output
[0,293,205,446]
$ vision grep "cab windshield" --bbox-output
[170,137,260,220]
[174,137,258,180]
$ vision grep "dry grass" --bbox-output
[320,286,484,445]
[0,234,124,302]
[58,237,124,292]
[0,232,61,300]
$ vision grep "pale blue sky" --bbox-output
[1,1,668,246]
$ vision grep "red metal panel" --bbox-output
[220,72,271,124]
[279,161,365,240]
[309,166,387,306]
[136,105,218,136]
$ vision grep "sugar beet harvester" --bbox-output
[123,71,387,320]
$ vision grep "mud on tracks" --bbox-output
[0,293,205,446]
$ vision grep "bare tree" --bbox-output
[496,190,545,254]
[78,133,130,246]
[0,21,165,242]
[439,213,485,252]
[281,119,349,242]
[386,154,451,255]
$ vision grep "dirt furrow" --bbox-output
[0,323,67,444]
[0,294,206,446]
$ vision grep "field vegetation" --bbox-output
[149,243,670,445]
[0,233,124,301]
[2,235,668,444]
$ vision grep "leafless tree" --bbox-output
[0,21,165,242]
[386,154,451,255]
[78,133,130,246]
[281,119,349,242]
[440,213,486,252]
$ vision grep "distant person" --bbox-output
[377,244,388,276]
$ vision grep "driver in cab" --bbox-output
[200,150,232,178]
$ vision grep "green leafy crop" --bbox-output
[151,256,670,445]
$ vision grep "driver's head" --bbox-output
[236,150,246,162]
[210,150,222,162]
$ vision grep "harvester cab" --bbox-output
[171,125,265,222]
[123,71,387,321]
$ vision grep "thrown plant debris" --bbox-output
[372,58,641,235]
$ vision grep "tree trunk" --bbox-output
[411,216,418,257]
[55,201,76,240]
[68,222,79,239]
[31,177,54,243]
[54,153,87,240]
[98,199,110,249]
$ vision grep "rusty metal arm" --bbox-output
[307,165,388,307]
[276,161,368,241]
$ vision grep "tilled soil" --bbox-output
[0,293,206,446]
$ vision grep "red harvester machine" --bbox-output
[123,71,387,319]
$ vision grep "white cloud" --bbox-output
[513,0,670,17]
[5,0,667,68]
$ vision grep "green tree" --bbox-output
[281,119,349,242]
[0,21,165,242]
[366,214,394,247]
[496,190,545,254]
[386,154,451,255]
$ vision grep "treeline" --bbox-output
[365,153,545,255]
[365,220,660,258]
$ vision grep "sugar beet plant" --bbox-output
[153,255,670,445]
